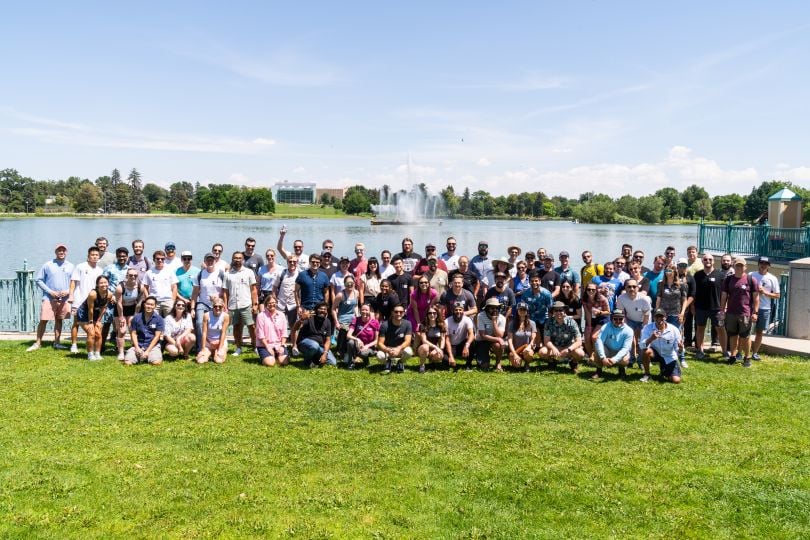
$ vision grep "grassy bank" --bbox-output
[1,343,808,538]
[0,204,357,220]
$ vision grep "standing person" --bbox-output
[345,303,380,369]
[663,246,677,267]
[274,256,300,332]
[633,250,650,274]
[29,244,74,352]
[693,253,728,360]
[142,250,179,316]
[114,269,147,360]
[506,245,522,276]
[255,295,288,367]
[379,250,395,279]
[613,258,630,284]
[95,237,115,269]
[484,272,516,320]
[414,244,448,278]
[644,256,666,299]
[522,275,553,346]
[555,251,581,297]
[615,279,651,366]
[330,256,352,298]
[68,246,102,353]
[512,260,530,301]
[423,256,450,297]
[540,301,585,373]
[640,309,683,384]
[627,261,651,296]
[582,283,610,360]
[395,237,422,273]
[580,250,603,297]
[319,251,338,277]
[349,242,368,279]
[163,299,196,359]
[620,243,633,263]
[407,277,438,335]
[101,247,130,351]
[675,258,696,365]
[507,302,537,371]
[358,257,382,308]
[277,226,308,271]
[523,251,537,273]
[163,242,181,272]
[416,307,447,373]
[295,253,330,315]
[124,296,164,366]
[469,241,492,289]
[257,249,282,305]
[592,309,634,380]
[445,302,474,370]
[388,256,413,309]
[127,239,151,280]
[448,256,480,299]
[591,261,623,311]
[222,251,259,356]
[475,298,507,371]
[440,236,460,271]
[176,251,199,304]
[374,280,400,322]
[190,253,224,351]
[533,254,561,298]
[684,247,703,349]
[211,243,230,273]
[196,299,230,364]
[76,275,115,361]
[291,302,336,368]
[332,275,360,363]
[376,304,413,373]
[751,256,780,360]
[720,257,759,367]
[242,237,263,277]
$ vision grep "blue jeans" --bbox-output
[299,338,337,366]
[665,315,685,360]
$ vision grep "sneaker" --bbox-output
[695,350,706,360]
[640,374,650,383]
[743,357,752,368]
[723,351,732,361]
[232,347,242,357]
[26,343,41,352]
[726,355,737,366]
[418,364,426,374]
[308,362,317,369]
[383,360,392,374]
[524,366,531,373]
[117,352,125,361]
[53,343,67,350]
[347,361,355,370]
[396,362,405,373]
[88,353,100,361]
[735,352,743,362]
[591,368,603,380]
[680,359,689,369]
[70,344,79,354]
[751,353,761,361]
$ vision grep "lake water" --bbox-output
[0,217,698,277]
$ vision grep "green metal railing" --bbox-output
[768,273,790,336]
[698,221,810,260]
[0,263,40,332]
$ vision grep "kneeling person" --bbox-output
[125,296,164,365]
[592,309,634,379]
[540,301,585,372]
[640,308,683,384]
[475,297,507,371]
[376,304,413,373]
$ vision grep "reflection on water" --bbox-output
[0,217,697,277]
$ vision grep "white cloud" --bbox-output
[252,138,276,146]
[477,158,491,167]
[783,167,810,182]
[293,166,306,173]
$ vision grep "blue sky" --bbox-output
[1,1,809,197]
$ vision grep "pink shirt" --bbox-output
[407,288,438,327]
[255,309,288,347]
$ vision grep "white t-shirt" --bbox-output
[475,313,506,341]
[616,293,652,323]
[164,314,193,339]
[70,262,102,307]
[143,266,179,302]
[446,315,474,346]
[441,253,460,272]
[751,271,780,311]
[275,269,299,311]
[196,268,224,308]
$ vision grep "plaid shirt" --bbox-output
[544,316,581,348]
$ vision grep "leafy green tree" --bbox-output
[637,195,665,224]
[654,187,685,219]
[743,180,790,222]
[143,183,168,210]
[195,183,211,212]
[440,185,459,216]
[712,194,745,221]
[572,197,617,224]
[319,192,333,206]
[168,181,195,213]
[695,198,713,219]
[616,195,639,219]
[681,185,710,219]
[343,190,371,214]
[73,181,103,213]
[245,188,275,214]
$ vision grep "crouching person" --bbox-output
[376,303,413,374]
[255,295,288,367]
[640,308,683,384]
[124,296,164,365]
[345,304,380,369]
[291,302,336,368]
[592,309,634,380]
[540,301,585,373]
[163,299,196,359]
[196,299,230,364]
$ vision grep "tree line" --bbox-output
[1,167,806,224]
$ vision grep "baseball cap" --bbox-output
[677,257,688,266]
[758,256,770,265]
[181,251,192,257]
[165,242,176,250]
[321,250,332,257]
[543,253,554,260]
[734,256,747,266]
[611,309,625,318]
[653,308,667,317]
[55,243,67,251]
[339,255,350,263]
[204,252,216,260]
[478,241,488,247]
[559,250,569,258]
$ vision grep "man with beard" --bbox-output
[591,261,623,311]
[523,275,553,343]
[295,254,331,315]
[592,309,634,380]
[445,302,474,369]
[555,251,580,297]
[223,251,259,356]
[540,301,585,373]
[580,250,603,297]
[484,272,515,320]
[440,236,460,271]
[641,308,683,384]
[291,302,336,368]
[470,241,493,288]
[439,273,477,318]
[475,298,507,371]
[388,256,413,309]
[127,239,151,280]
[395,237,422,273]
[242,237,263,277]
[376,304,413,373]
[422,256,449,296]
[692,253,727,360]
[720,257,759,367]
[720,253,734,276]
[95,237,115,269]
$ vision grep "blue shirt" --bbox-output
[591,275,623,311]
[522,287,553,325]
[645,270,664,299]
[130,312,165,349]
[469,255,492,281]
[102,262,128,291]
[555,265,581,287]
[176,265,200,300]
[641,322,681,364]
[295,269,330,310]
[35,259,74,300]
[595,322,634,360]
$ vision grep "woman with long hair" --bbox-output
[407,276,438,341]
[163,299,196,359]
[555,281,582,328]
[332,274,360,362]
[656,263,687,327]
[583,284,610,358]
[115,269,147,361]
[77,275,115,361]
[358,257,382,308]
[512,261,530,300]
[507,302,537,370]
[417,307,446,373]
[345,303,380,369]
[196,299,230,364]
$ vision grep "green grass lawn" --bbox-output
[1,342,808,538]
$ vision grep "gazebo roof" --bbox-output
[768,188,802,201]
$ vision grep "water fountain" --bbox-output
[370,184,445,225]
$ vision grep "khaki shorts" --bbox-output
[230,306,254,326]
[725,313,751,338]
[41,298,70,320]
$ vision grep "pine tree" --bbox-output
[128,168,147,213]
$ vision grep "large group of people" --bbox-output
[27,231,782,383]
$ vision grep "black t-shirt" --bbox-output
[375,291,400,321]
[556,294,582,319]
[531,268,561,293]
[693,269,725,311]
[297,315,333,346]
[379,319,413,347]
[485,286,516,315]
[448,269,479,294]
[389,272,413,307]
